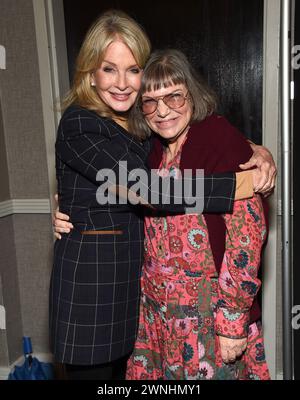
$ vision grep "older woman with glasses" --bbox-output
[125,49,271,380]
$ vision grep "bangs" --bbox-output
[142,62,186,93]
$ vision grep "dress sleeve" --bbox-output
[215,194,267,338]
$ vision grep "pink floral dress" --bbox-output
[126,145,270,380]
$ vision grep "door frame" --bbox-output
[262,0,281,380]
[32,0,69,211]
[292,0,300,380]
[33,0,281,379]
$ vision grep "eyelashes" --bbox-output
[101,66,141,74]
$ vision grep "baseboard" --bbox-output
[276,371,284,380]
[0,361,287,381]
[0,366,10,380]
[0,353,54,380]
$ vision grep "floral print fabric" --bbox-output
[126,146,270,380]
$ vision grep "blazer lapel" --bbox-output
[109,119,151,161]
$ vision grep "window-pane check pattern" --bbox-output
[50,106,236,365]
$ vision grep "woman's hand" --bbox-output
[252,168,268,194]
[240,143,277,197]
[218,336,247,364]
[52,194,73,239]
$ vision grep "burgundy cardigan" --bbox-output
[147,114,268,323]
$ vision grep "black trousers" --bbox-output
[62,354,129,380]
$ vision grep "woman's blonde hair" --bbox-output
[129,49,217,140]
[62,10,151,119]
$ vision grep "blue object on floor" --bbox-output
[8,337,54,380]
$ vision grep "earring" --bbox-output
[91,82,96,87]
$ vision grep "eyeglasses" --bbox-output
[141,91,189,115]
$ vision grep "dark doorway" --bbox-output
[63,0,263,143]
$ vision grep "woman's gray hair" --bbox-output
[129,49,217,140]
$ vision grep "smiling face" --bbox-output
[91,40,142,113]
[142,84,193,145]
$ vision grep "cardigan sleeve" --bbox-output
[235,171,254,200]
[215,194,267,339]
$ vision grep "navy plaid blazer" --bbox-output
[50,105,236,365]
